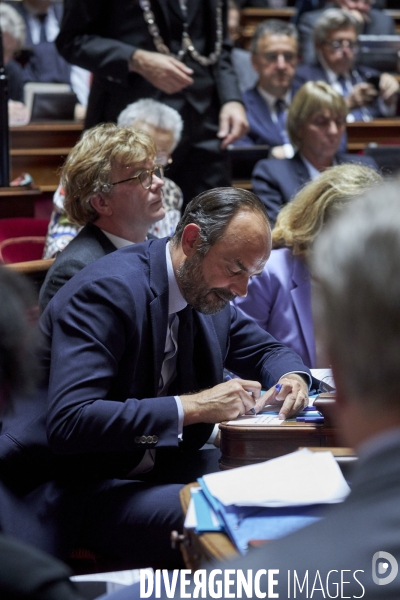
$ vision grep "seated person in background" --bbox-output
[298,0,396,65]
[1,188,312,568]
[0,3,29,125]
[294,9,399,122]
[196,179,400,600]
[42,98,184,258]
[234,163,381,367]
[234,19,298,159]
[252,80,377,226]
[6,0,90,113]
[39,123,165,311]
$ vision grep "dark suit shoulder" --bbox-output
[39,224,116,313]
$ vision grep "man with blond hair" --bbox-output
[39,122,165,311]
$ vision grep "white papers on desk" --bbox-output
[226,413,284,426]
[201,448,350,507]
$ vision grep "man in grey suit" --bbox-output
[39,123,165,311]
[182,180,400,599]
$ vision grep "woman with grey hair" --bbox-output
[43,98,184,258]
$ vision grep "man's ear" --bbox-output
[89,193,113,217]
[181,223,201,258]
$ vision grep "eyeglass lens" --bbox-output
[140,165,164,189]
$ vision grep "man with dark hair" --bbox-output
[235,19,298,158]
[0,187,312,568]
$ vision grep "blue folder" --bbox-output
[197,477,325,555]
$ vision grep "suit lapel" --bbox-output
[290,256,315,367]
[292,153,311,188]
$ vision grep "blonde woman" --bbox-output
[235,163,381,367]
[252,80,377,226]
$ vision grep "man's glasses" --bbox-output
[259,51,297,64]
[108,164,164,191]
[323,40,358,53]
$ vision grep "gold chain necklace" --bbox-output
[139,0,223,67]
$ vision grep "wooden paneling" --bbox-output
[0,188,42,218]
[10,122,83,192]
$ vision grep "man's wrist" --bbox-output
[129,49,142,72]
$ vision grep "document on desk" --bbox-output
[226,413,283,426]
[200,448,350,507]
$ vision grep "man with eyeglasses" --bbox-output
[235,20,298,159]
[298,0,396,66]
[294,8,399,122]
[39,123,165,311]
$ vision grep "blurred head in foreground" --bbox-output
[312,179,400,448]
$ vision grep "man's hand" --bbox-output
[379,73,399,105]
[347,82,377,109]
[181,378,261,425]
[255,374,309,420]
[129,49,194,94]
[217,101,249,149]
[270,145,287,159]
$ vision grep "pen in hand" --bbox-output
[224,373,256,415]
[269,383,286,420]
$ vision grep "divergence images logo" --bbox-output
[372,551,398,586]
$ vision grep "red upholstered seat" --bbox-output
[0,218,49,264]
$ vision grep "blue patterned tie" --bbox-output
[275,98,290,145]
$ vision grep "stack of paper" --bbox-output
[186,449,350,554]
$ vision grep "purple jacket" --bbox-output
[234,247,315,368]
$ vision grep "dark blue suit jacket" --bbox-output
[0,237,310,555]
[235,86,291,148]
[252,152,377,226]
[7,1,71,85]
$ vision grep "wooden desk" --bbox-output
[219,421,339,470]
[10,122,83,192]
[178,483,238,570]
[178,445,355,569]
[347,119,400,152]
[0,187,42,218]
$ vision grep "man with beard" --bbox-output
[0,188,311,569]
